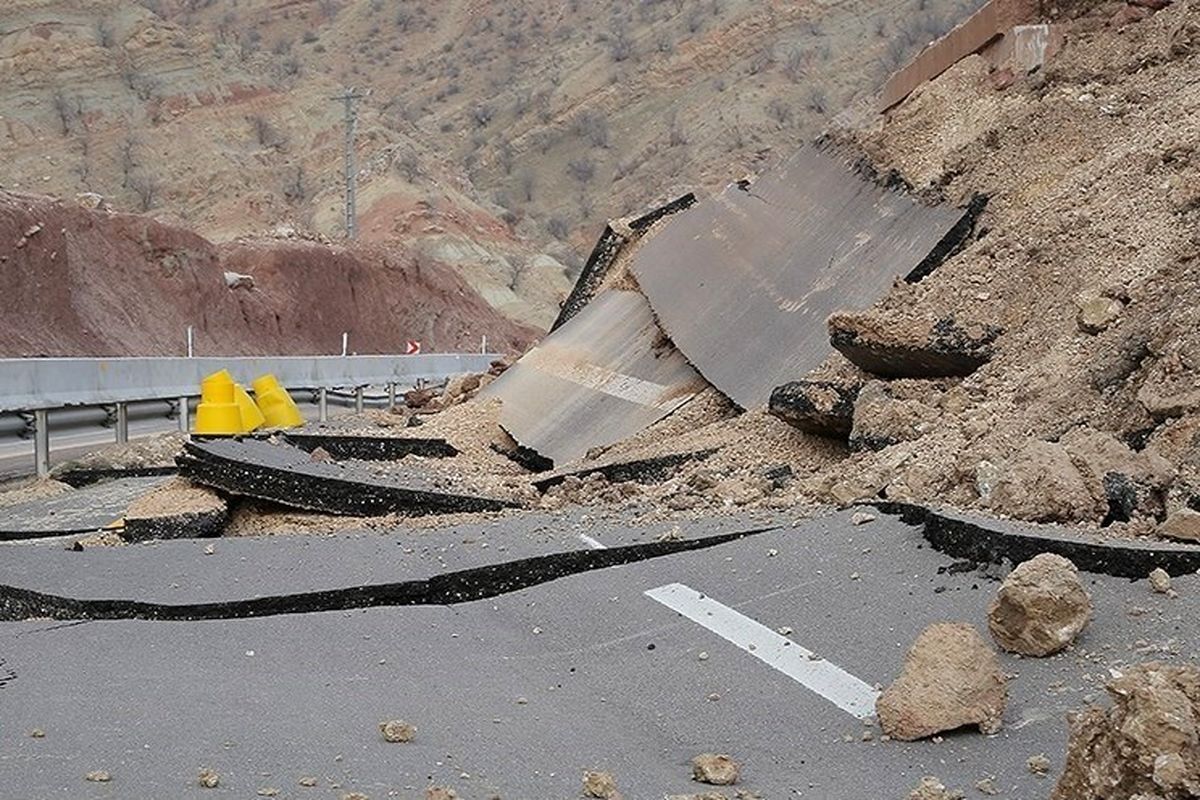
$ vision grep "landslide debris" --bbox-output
[1053,662,1200,800]
[987,553,1092,656]
[876,622,1007,741]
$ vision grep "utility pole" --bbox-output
[331,88,366,239]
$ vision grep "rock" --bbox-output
[768,379,862,438]
[691,753,740,785]
[404,387,436,408]
[1027,754,1052,776]
[309,446,334,463]
[1149,567,1172,593]
[849,379,940,451]
[876,622,1008,741]
[1157,508,1200,542]
[987,554,1092,656]
[257,789,280,797]
[1061,427,1173,522]
[974,777,999,795]
[85,770,111,782]
[1076,292,1124,334]
[379,719,416,743]
[907,776,965,800]
[443,373,482,401]
[985,439,1094,523]
[582,769,621,798]
[829,312,1001,379]
[223,270,255,290]
[298,776,319,786]
[342,794,370,800]
[1053,662,1200,800]
[850,511,876,525]
[425,788,458,800]
[975,460,1001,501]
[198,769,220,788]
[30,729,45,738]
[75,192,110,211]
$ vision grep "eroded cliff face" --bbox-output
[0,189,537,357]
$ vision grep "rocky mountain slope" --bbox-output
[0,0,980,326]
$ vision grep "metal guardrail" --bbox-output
[0,354,498,478]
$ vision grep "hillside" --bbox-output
[0,190,537,357]
[0,0,980,326]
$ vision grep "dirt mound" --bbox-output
[0,191,536,357]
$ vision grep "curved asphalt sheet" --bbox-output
[1,508,1194,798]
[482,289,707,466]
[630,146,969,408]
[0,476,168,538]
[0,510,764,606]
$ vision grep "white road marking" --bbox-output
[644,582,880,719]
[578,533,607,550]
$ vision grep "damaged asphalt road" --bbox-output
[1,509,1197,798]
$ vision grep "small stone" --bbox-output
[1027,754,1051,776]
[876,622,1008,741]
[691,753,740,786]
[698,651,710,661]
[907,776,964,800]
[30,729,44,738]
[198,769,220,788]
[85,771,111,783]
[203,543,215,555]
[299,776,319,787]
[1076,292,1123,334]
[309,446,334,462]
[850,511,876,525]
[342,794,370,800]
[258,789,280,797]
[987,553,1092,656]
[1148,568,1172,594]
[425,788,458,800]
[974,777,999,795]
[582,769,620,798]
[516,696,528,705]
[379,719,416,743]
[707,692,721,702]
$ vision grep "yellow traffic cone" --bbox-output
[194,370,241,435]
[233,383,266,432]
[252,374,305,429]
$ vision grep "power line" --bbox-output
[331,88,366,240]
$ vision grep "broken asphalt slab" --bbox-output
[179,438,517,517]
[1,508,1195,798]
[0,511,770,610]
[878,501,1200,577]
[0,475,170,540]
[281,432,459,461]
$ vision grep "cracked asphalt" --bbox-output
[0,508,1196,799]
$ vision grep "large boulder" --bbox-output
[876,623,1008,741]
[1053,662,1200,800]
[987,554,1092,656]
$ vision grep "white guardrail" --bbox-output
[0,354,499,477]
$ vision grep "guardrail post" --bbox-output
[318,388,328,422]
[33,409,49,478]
[354,386,364,414]
[115,402,129,444]
[387,382,396,410]
[177,396,189,432]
